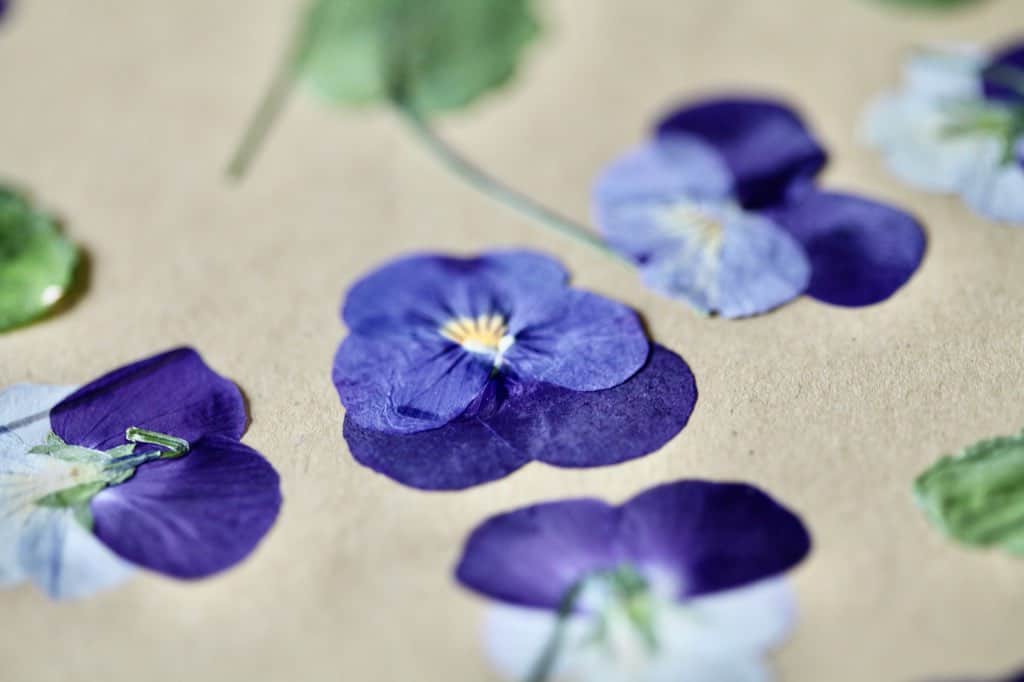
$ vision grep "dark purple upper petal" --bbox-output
[455,498,625,609]
[767,190,926,307]
[50,348,247,451]
[619,480,811,601]
[455,479,810,610]
[90,435,281,579]
[489,344,695,467]
[655,97,827,208]
[0,1,8,21]
[1016,137,1024,170]
[981,39,1024,104]
[341,345,695,490]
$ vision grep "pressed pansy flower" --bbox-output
[335,251,697,490]
[455,479,811,682]
[594,97,926,318]
[0,348,281,599]
[865,41,1024,223]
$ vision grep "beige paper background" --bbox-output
[1,0,1023,680]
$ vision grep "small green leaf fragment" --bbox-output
[298,0,540,114]
[914,431,1024,554]
[35,480,108,511]
[0,187,78,332]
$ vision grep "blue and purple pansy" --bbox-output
[865,40,1024,223]
[455,479,811,681]
[334,250,697,491]
[0,348,282,599]
[594,97,927,318]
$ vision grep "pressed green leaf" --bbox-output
[0,187,78,332]
[914,431,1024,555]
[298,0,540,114]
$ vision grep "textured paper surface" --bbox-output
[1,1,1023,680]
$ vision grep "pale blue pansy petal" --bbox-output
[960,139,1024,223]
[592,139,733,264]
[862,93,987,193]
[0,421,135,599]
[482,580,792,682]
[0,383,77,446]
[15,506,135,599]
[637,202,810,318]
[902,46,985,100]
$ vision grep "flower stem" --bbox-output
[226,30,305,181]
[393,101,626,262]
[525,581,586,682]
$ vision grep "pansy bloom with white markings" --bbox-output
[594,97,926,318]
[334,250,697,490]
[0,348,281,599]
[865,40,1024,223]
[455,479,811,682]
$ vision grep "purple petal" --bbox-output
[981,39,1024,104]
[504,290,649,392]
[455,479,810,610]
[1016,137,1024,170]
[342,411,531,491]
[592,140,733,263]
[341,345,695,490]
[768,191,926,307]
[333,334,493,434]
[455,498,624,609]
[341,251,569,337]
[50,348,247,451]
[90,435,281,579]
[620,480,811,600]
[656,97,827,208]
[489,344,696,467]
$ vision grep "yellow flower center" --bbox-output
[440,314,510,354]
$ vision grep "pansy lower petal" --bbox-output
[592,140,733,263]
[455,498,623,609]
[50,348,246,452]
[656,98,827,207]
[903,46,985,100]
[982,41,1024,104]
[15,506,135,599]
[669,578,797,655]
[341,413,530,490]
[862,93,986,193]
[484,604,774,682]
[341,251,569,337]
[333,334,493,434]
[637,207,810,318]
[620,481,811,600]
[90,435,280,579]
[489,344,696,467]
[505,290,648,391]
[769,191,926,306]
[961,151,1024,223]
[0,383,76,447]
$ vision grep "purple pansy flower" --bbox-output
[594,97,926,318]
[456,479,811,681]
[335,251,697,490]
[0,348,281,599]
[865,41,1024,223]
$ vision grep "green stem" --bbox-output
[393,101,626,262]
[525,581,586,682]
[124,427,190,458]
[226,31,305,181]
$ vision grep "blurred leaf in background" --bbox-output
[0,188,78,332]
[867,0,987,10]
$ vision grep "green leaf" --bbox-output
[298,0,540,114]
[0,187,78,332]
[914,430,1024,555]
